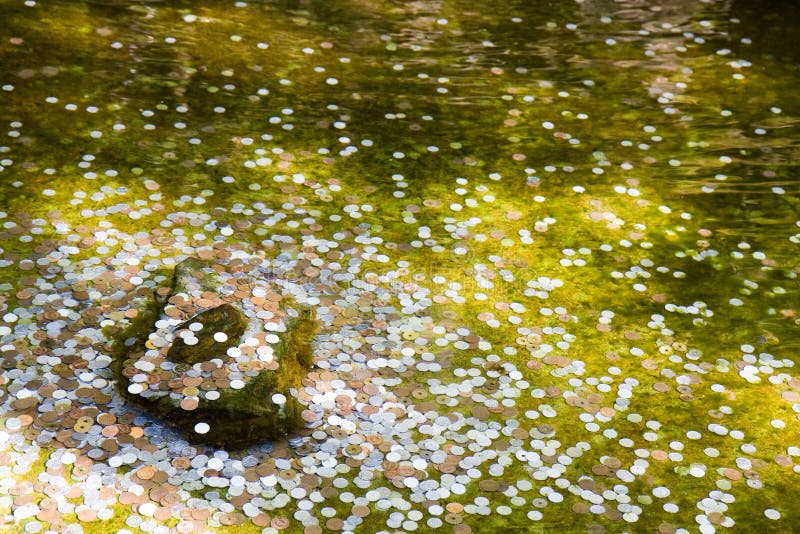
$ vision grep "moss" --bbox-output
[167,303,248,365]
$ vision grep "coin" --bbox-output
[136,466,156,480]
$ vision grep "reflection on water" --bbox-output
[0,0,799,532]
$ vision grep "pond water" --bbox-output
[1,0,799,533]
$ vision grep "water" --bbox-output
[1,0,799,532]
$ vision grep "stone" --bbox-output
[111,258,317,447]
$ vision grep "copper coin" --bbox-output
[136,466,156,480]
[180,398,199,411]
[325,518,344,530]
[270,516,290,529]
[253,513,271,527]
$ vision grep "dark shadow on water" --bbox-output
[730,0,800,62]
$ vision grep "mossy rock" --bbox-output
[112,258,317,448]
[167,304,248,365]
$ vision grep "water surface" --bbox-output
[0,0,799,533]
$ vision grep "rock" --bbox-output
[167,304,248,365]
[112,258,317,447]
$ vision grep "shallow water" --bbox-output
[1,0,799,533]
